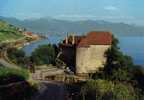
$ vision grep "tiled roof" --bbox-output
[24,32,33,36]
[61,31,112,47]
[77,31,112,47]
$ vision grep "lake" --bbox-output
[23,36,144,65]
[118,37,144,65]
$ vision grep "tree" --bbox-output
[31,44,56,65]
[103,36,134,81]
[131,65,144,99]
[7,48,27,66]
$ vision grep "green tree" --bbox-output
[103,36,134,81]
[31,44,56,65]
[131,65,144,98]
[7,48,27,66]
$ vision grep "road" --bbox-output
[0,45,19,68]
[33,81,69,100]
[0,58,19,68]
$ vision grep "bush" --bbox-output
[0,67,37,100]
[80,79,137,100]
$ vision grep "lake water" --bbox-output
[118,37,144,65]
[23,36,144,65]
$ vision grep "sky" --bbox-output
[0,0,144,25]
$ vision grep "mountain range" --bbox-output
[0,16,144,36]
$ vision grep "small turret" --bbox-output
[72,33,75,45]
[65,33,68,44]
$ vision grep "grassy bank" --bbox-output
[0,67,38,100]
[0,67,29,85]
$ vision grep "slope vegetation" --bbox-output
[0,20,24,43]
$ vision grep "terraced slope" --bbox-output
[0,20,25,43]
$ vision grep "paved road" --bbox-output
[0,59,18,68]
[0,47,19,68]
[33,81,69,100]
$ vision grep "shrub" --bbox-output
[0,67,36,100]
[0,67,29,85]
[80,79,137,100]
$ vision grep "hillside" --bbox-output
[0,16,144,36]
[0,20,25,43]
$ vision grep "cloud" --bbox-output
[104,6,118,11]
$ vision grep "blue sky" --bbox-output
[0,0,144,25]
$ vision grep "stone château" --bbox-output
[59,31,112,75]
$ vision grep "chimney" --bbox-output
[72,33,75,45]
[65,33,68,44]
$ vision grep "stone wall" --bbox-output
[76,45,110,74]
